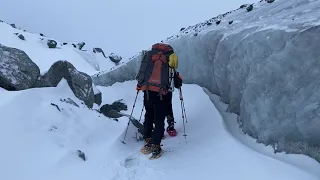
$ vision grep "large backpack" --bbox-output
[136,43,174,99]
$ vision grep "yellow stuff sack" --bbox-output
[168,53,178,69]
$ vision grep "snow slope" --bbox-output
[0,21,119,75]
[93,0,320,162]
[0,80,319,180]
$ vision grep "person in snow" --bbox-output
[163,67,182,137]
[135,43,181,158]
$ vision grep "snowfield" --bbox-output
[93,0,320,162]
[0,80,319,180]
[0,22,119,75]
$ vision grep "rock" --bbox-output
[180,27,185,31]
[47,40,57,48]
[247,4,253,12]
[72,44,76,48]
[94,92,102,106]
[77,150,86,161]
[109,109,122,118]
[93,47,107,58]
[266,0,275,3]
[39,33,44,36]
[77,42,85,50]
[14,33,25,40]
[109,53,122,64]
[18,34,25,40]
[207,22,212,26]
[216,20,221,25]
[10,23,16,28]
[62,42,68,45]
[0,20,3,23]
[240,4,247,8]
[99,100,128,118]
[92,83,102,106]
[229,20,234,25]
[193,33,198,36]
[0,44,40,90]
[100,104,120,118]
[35,61,94,108]
[111,99,128,112]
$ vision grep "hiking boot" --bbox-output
[166,126,177,136]
[150,145,163,159]
[140,143,159,155]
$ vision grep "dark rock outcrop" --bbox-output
[35,61,94,108]
[0,44,40,90]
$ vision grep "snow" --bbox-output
[0,80,319,180]
[0,0,319,178]
[93,0,320,162]
[0,22,117,75]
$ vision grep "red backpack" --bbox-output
[136,43,174,99]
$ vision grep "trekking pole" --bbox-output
[136,105,144,138]
[138,105,144,122]
[121,90,140,144]
[180,88,188,123]
[179,88,187,139]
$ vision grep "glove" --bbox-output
[136,82,142,90]
[174,72,182,88]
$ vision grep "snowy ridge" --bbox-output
[0,21,119,75]
[93,0,320,163]
[164,0,318,41]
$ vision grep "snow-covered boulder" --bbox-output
[109,53,122,64]
[35,61,94,108]
[0,43,40,90]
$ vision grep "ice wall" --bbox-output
[93,0,320,162]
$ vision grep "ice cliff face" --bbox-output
[93,0,320,162]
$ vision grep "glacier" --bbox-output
[93,0,320,162]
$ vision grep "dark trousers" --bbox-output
[143,91,166,145]
[163,92,174,125]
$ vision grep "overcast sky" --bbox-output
[0,0,257,59]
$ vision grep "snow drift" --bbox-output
[93,0,320,162]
